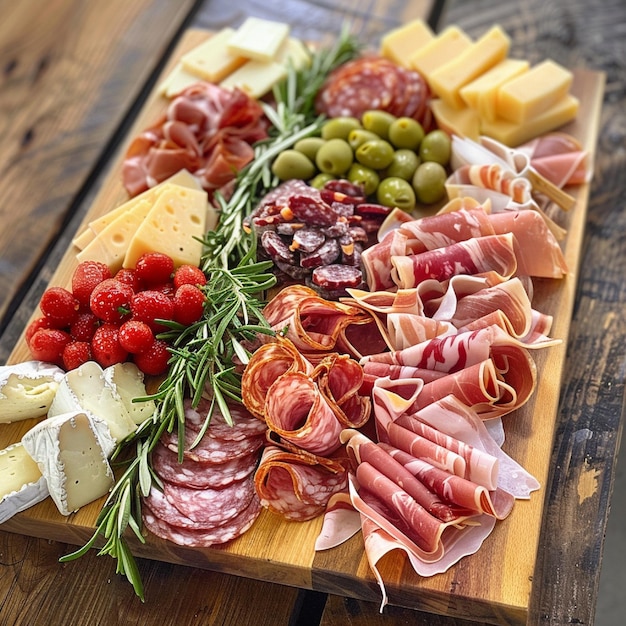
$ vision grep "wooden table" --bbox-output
[0,0,624,624]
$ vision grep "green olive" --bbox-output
[388,117,425,150]
[376,177,416,211]
[347,163,380,197]
[355,139,395,170]
[294,137,325,162]
[271,150,317,181]
[385,149,420,181]
[361,110,397,140]
[309,172,336,189]
[412,161,448,204]
[419,129,452,165]
[315,138,354,175]
[347,129,380,151]
[321,116,362,141]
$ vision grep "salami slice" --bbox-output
[151,442,259,489]
[142,494,261,548]
[163,474,256,524]
[311,264,363,290]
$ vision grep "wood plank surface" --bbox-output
[0,22,605,625]
[0,0,199,330]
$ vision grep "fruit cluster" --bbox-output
[26,252,207,376]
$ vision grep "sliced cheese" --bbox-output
[0,442,49,523]
[480,94,580,147]
[158,62,203,98]
[380,19,434,68]
[220,60,288,99]
[76,198,153,271]
[227,17,289,62]
[123,185,208,269]
[73,170,201,250]
[103,363,156,425]
[180,28,247,83]
[496,59,574,124]
[21,411,115,516]
[408,26,472,80]
[48,361,137,444]
[430,98,481,141]
[275,37,311,71]
[0,361,64,423]
[429,25,511,109]
[460,58,530,122]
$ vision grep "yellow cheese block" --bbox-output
[481,94,580,146]
[429,25,511,109]
[409,26,472,81]
[220,60,287,99]
[180,28,247,83]
[275,37,311,71]
[123,185,208,269]
[430,98,481,141]
[380,19,434,68]
[158,62,202,98]
[227,17,289,63]
[496,59,574,123]
[460,58,530,122]
[73,170,201,250]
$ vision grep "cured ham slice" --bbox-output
[391,233,518,289]
[254,445,349,521]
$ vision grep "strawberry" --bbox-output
[91,323,128,367]
[62,341,92,371]
[114,268,143,292]
[69,311,100,342]
[29,328,72,366]
[90,278,134,324]
[131,290,174,332]
[134,252,174,286]
[25,316,54,347]
[39,287,80,327]
[118,320,154,354]
[72,260,111,307]
[133,339,171,376]
[173,284,206,325]
[173,264,207,289]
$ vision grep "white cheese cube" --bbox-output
[48,361,137,445]
[103,363,156,425]
[21,412,115,516]
[0,442,49,523]
[0,361,65,423]
[220,60,287,99]
[227,17,290,63]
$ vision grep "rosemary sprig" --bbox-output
[59,27,362,599]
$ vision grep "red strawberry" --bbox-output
[39,287,80,327]
[133,339,171,376]
[134,252,174,286]
[114,268,143,292]
[69,311,100,342]
[29,328,72,366]
[91,323,128,367]
[118,320,154,354]
[62,341,92,371]
[72,260,111,307]
[90,279,134,324]
[173,284,206,325]
[131,290,174,332]
[25,316,54,347]
[173,264,207,289]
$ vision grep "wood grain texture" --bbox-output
[0,0,199,329]
[0,25,605,626]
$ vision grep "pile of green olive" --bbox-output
[270,110,452,211]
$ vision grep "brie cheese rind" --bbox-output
[48,361,137,444]
[0,442,49,523]
[21,411,115,516]
[103,362,156,425]
[0,361,65,424]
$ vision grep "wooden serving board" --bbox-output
[0,29,606,626]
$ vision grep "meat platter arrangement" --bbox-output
[0,17,604,624]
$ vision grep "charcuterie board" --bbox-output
[0,28,605,626]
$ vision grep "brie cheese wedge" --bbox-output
[0,442,49,523]
[48,361,137,444]
[0,361,65,423]
[21,411,115,516]
[103,362,156,425]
